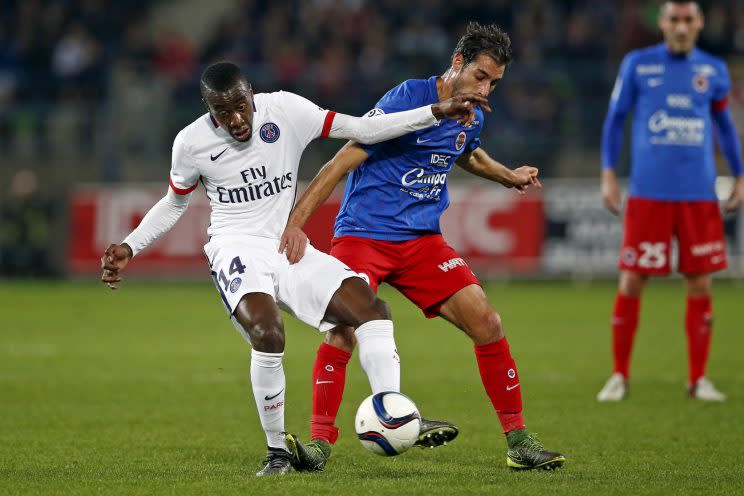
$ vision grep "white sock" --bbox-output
[355,320,400,393]
[250,349,287,450]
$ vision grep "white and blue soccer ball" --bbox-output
[354,392,421,456]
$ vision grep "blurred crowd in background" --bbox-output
[2,0,744,275]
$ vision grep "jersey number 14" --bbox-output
[218,256,246,290]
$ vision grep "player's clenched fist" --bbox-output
[509,165,541,194]
[432,93,491,127]
[279,225,308,264]
[100,243,133,289]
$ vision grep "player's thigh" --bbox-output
[388,234,480,319]
[437,283,503,345]
[330,236,396,292]
[676,201,727,275]
[203,237,279,342]
[277,243,367,332]
[619,198,674,276]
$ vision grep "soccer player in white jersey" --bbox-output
[100,62,488,476]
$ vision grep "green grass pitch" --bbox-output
[1,280,743,495]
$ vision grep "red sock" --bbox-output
[612,294,640,379]
[685,295,713,385]
[310,343,351,444]
[474,338,525,433]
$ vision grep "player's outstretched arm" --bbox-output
[100,189,191,289]
[328,93,491,145]
[280,142,369,264]
[455,148,541,194]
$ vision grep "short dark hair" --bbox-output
[662,0,702,13]
[200,62,246,98]
[453,22,513,67]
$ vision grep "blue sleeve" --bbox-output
[362,81,419,158]
[713,107,743,177]
[464,136,481,154]
[601,54,637,170]
[712,62,731,103]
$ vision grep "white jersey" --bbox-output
[122,91,437,256]
[170,91,332,240]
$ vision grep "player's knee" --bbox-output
[325,326,356,353]
[619,271,647,297]
[467,309,504,345]
[245,317,285,353]
[344,295,391,328]
[685,275,711,296]
[370,297,391,321]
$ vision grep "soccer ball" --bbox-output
[354,391,421,456]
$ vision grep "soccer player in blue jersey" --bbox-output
[597,0,744,402]
[280,22,565,471]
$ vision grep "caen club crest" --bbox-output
[692,74,709,93]
[455,131,467,151]
[260,122,280,143]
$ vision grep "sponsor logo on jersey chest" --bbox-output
[666,94,691,109]
[259,122,280,143]
[692,74,709,93]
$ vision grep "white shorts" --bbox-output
[203,235,360,337]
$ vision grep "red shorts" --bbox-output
[619,197,727,275]
[330,234,480,318]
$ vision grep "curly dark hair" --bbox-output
[453,22,513,67]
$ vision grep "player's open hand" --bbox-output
[432,93,492,127]
[509,165,541,194]
[724,176,744,214]
[601,169,622,216]
[279,225,308,264]
[100,243,132,290]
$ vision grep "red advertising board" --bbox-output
[68,184,545,277]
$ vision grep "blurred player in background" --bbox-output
[281,22,566,471]
[598,0,744,402]
[99,61,486,476]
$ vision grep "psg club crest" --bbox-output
[260,122,280,143]
[692,74,709,93]
[455,131,467,151]
[229,277,242,293]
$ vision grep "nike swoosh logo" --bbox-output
[506,383,520,391]
[416,137,431,144]
[315,380,334,385]
[264,388,284,401]
[210,148,228,161]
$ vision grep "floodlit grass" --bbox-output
[1,280,743,495]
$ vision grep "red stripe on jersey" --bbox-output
[712,96,728,113]
[169,178,198,195]
[321,111,337,138]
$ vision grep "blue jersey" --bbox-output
[334,76,484,241]
[601,43,732,201]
